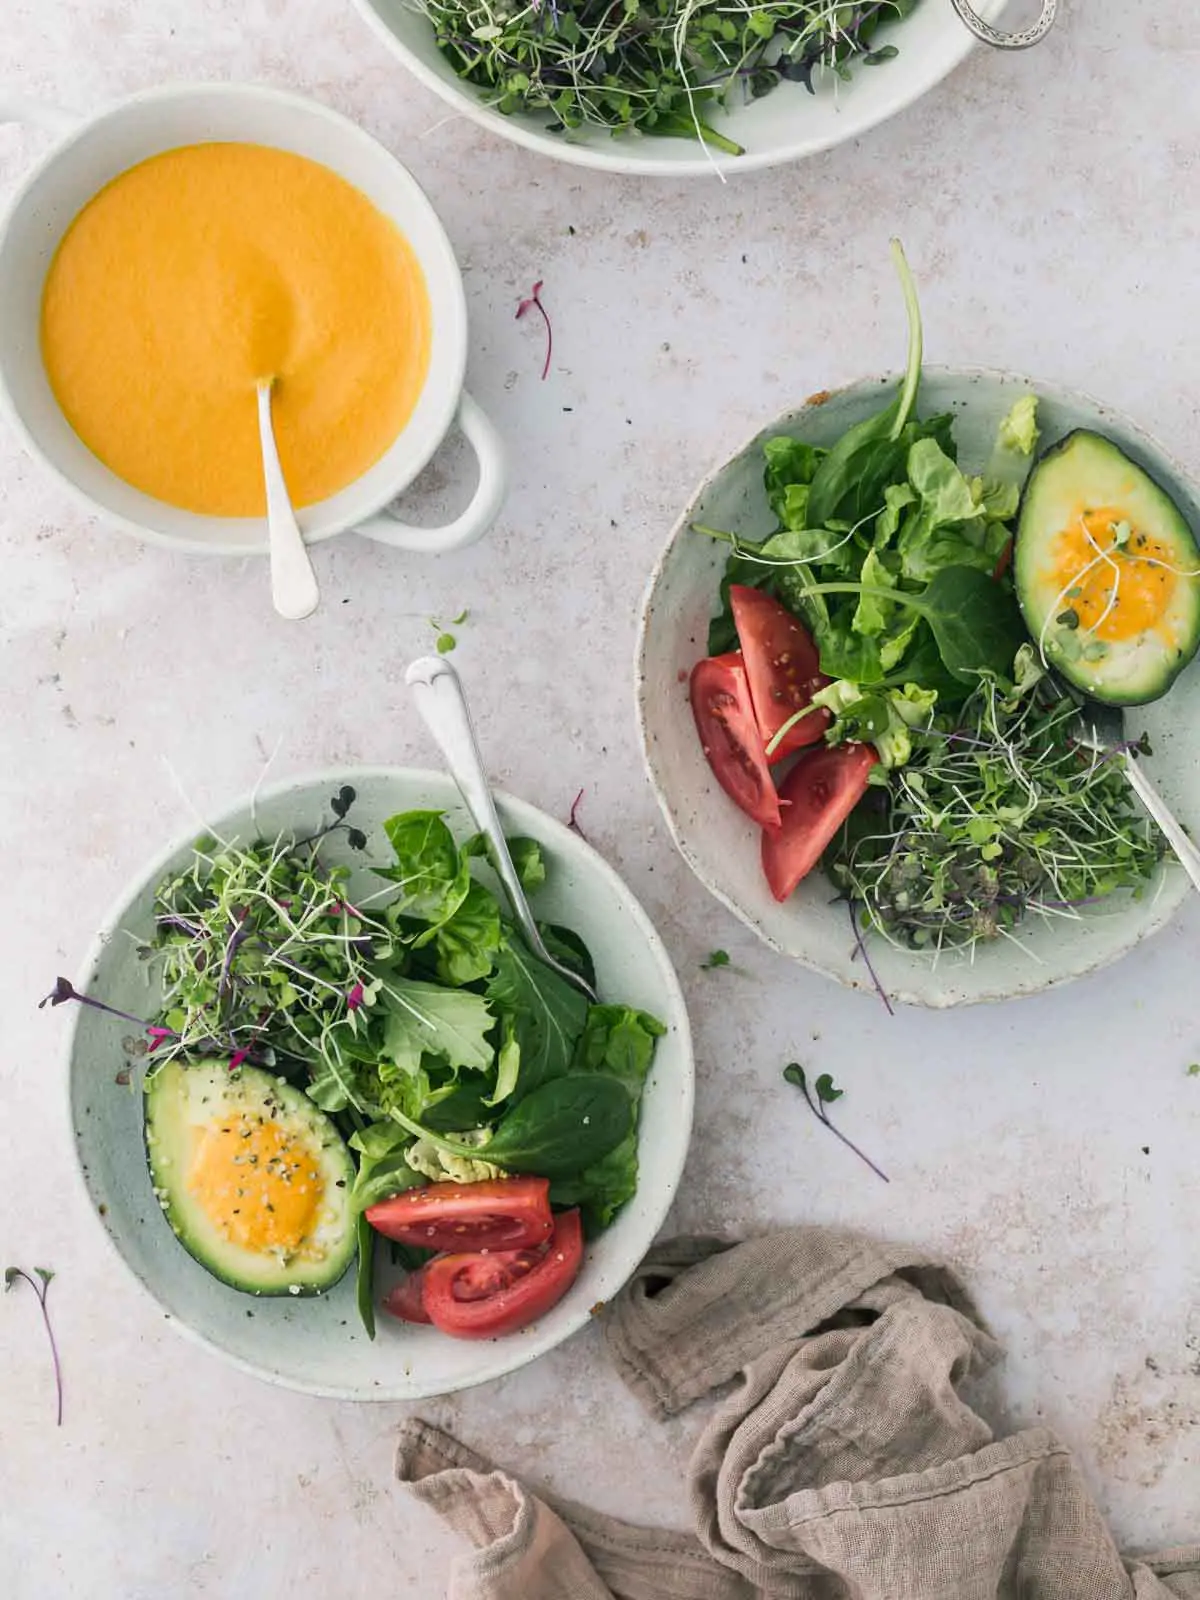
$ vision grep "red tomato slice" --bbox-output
[382,1268,432,1325]
[421,1209,585,1340]
[366,1177,553,1254]
[762,743,879,902]
[690,652,782,830]
[729,586,831,761]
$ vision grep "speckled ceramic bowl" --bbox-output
[65,768,693,1399]
[351,0,1009,177]
[636,369,1199,1008]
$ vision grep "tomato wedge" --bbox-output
[366,1177,553,1254]
[421,1209,585,1340]
[729,586,830,761]
[762,743,879,902]
[382,1268,432,1325]
[690,652,781,830]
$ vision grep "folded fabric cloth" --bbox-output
[397,1228,1200,1599]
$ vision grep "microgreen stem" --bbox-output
[888,237,922,441]
[5,1268,63,1426]
[782,1064,889,1183]
[516,280,553,381]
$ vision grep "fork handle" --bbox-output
[1123,759,1200,895]
[951,0,1057,50]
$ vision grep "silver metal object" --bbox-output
[1076,705,1200,896]
[951,0,1057,50]
[405,655,599,1002]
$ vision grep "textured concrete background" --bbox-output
[3,1,1200,1592]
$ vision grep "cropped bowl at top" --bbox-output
[0,84,505,558]
[636,369,1200,1009]
[65,768,693,1400]
[352,0,1008,178]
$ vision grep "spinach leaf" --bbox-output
[805,241,923,529]
[539,923,597,990]
[349,1123,425,1211]
[919,566,1027,683]
[482,1075,634,1177]
[378,974,495,1076]
[797,566,1025,685]
[420,1079,494,1131]
[550,1131,639,1236]
[486,937,589,1099]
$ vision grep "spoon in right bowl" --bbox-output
[951,0,1057,50]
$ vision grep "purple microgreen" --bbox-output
[567,788,587,840]
[846,901,894,1016]
[782,1062,889,1184]
[516,279,552,381]
[5,1266,63,1425]
[38,977,165,1035]
[346,982,365,1011]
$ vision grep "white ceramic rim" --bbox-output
[0,83,469,556]
[634,364,1196,1007]
[62,766,695,1399]
[349,0,1004,177]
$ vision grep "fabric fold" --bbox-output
[396,1228,1200,1600]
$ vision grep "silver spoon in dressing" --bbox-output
[256,377,319,621]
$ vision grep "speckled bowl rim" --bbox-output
[634,365,1195,1008]
[62,765,694,1399]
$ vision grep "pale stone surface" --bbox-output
[3,1,1200,1593]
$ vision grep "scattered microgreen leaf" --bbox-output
[5,1266,63,1425]
[782,1063,888,1183]
[429,609,470,655]
[700,950,730,970]
[1188,1063,1200,1078]
[516,279,553,380]
[567,788,588,840]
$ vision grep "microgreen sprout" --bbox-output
[413,0,913,153]
[700,949,730,970]
[516,280,552,380]
[829,668,1164,956]
[782,1063,888,1183]
[5,1267,63,1426]
[429,609,470,654]
[567,788,588,839]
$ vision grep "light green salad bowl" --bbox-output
[65,769,694,1399]
[636,369,1199,1009]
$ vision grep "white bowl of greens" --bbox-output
[637,258,1200,1008]
[351,0,1007,176]
[55,769,693,1398]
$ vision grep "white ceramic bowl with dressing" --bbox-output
[0,83,506,557]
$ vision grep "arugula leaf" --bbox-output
[487,938,589,1099]
[763,435,823,523]
[509,838,547,892]
[378,974,495,1076]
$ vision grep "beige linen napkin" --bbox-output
[397,1228,1200,1599]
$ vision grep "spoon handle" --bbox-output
[256,382,319,622]
[950,0,1056,50]
[405,656,597,1001]
[1121,757,1200,895]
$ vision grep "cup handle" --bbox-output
[0,95,81,136]
[352,391,507,554]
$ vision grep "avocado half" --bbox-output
[1015,429,1200,706]
[145,1058,356,1296]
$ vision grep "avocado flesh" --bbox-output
[145,1059,356,1296]
[1015,429,1200,706]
